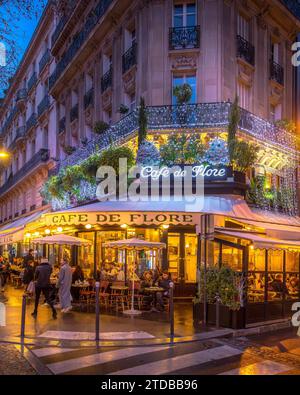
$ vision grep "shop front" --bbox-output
[25,197,300,328]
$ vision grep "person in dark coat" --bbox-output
[155,271,172,311]
[23,249,34,267]
[23,261,35,290]
[32,258,57,319]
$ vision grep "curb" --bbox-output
[232,320,292,337]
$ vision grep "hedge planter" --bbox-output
[193,302,245,329]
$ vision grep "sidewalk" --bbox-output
[0,286,211,343]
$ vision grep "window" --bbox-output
[31,139,36,157]
[270,104,282,123]
[172,74,196,104]
[271,42,279,64]
[237,14,250,40]
[173,3,196,27]
[103,54,112,74]
[222,245,243,271]
[237,82,250,110]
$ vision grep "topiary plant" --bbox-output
[227,96,240,163]
[94,121,110,134]
[173,83,192,105]
[99,145,135,175]
[230,140,259,173]
[138,97,147,148]
[81,153,102,182]
[136,140,161,166]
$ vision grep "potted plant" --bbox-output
[274,119,297,134]
[173,83,192,105]
[119,104,129,116]
[81,153,102,182]
[62,145,76,155]
[93,121,110,135]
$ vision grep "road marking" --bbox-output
[219,360,292,375]
[47,346,167,375]
[38,330,155,340]
[32,347,76,358]
[109,345,243,375]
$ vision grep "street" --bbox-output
[6,328,299,375]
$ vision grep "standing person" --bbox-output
[31,258,57,319]
[23,260,35,292]
[23,249,34,267]
[155,270,172,312]
[57,259,73,313]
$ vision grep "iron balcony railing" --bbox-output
[70,104,79,123]
[60,102,297,168]
[0,106,18,135]
[27,72,37,92]
[169,26,200,50]
[236,35,255,66]
[0,149,50,196]
[270,60,284,85]
[8,126,26,151]
[50,0,80,47]
[59,117,66,134]
[39,49,51,74]
[38,95,50,118]
[26,113,37,132]
[122,42,137,74]
[101,67,113,93]
[16,89,27,102]
[84,88,94,109]
[49,0,113,90]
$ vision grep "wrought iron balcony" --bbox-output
[0,149,50,196]
[27,72,37,92]
[49,0,113,90]
[122,43,137,74]
[236,35,255,66]
[8,126,26,151]
[39,49,51,73]
[38,95,50,118]
[51,17,68,47]
[270,60,284,85]
[101,67,113,93]
[16,89,27,102]
[84,88,94,109]
[70,104,79,123]
[59,117,66,134]
[169,26,200,50]
[0,106,18,135]
[60,102,297,169]
[26,113,37,132]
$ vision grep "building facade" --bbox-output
[0,0,300,327]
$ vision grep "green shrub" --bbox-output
[99,145,135,174]
[94,121,110,134]
[173,83,192,104]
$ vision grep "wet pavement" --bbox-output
[0,286,204,341]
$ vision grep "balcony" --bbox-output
[236,35,255,66]
[59,117,66,134]
[16,89,27,102]
[101,67,113,93]
[0,106,18,135]
[49,0,113,90]
[8,126,26,151]
[38,95,50,118]
[84,88,94,109]
[39,49,51,74]
[26,113,37,132]
[270,60,284,86]
[70,104,79,123]
[0,149,50,196]
[51,0,79,47]
[27,72,37,92]
[122,43,137,74]
[169,26,200,50]
[60,102,297,169]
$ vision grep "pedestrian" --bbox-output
[57,258,73,313]
[23,260,35,292]
[155,270,172,312]
[31,258,57,319]
[23,249,35,267]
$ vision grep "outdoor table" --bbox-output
[110,285,129,291]
[144,287,165,312]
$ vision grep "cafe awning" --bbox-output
[0,210,48,245]
[215,230,300,251]
[32,234,92,246]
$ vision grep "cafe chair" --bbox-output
[99,280,110,309]
[110,281,128,312]
[128,281,144,310]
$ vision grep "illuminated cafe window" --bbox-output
[267,272,285,301]
[286,251,299,272]
[248,248,265,271]
[248,273,265,303]
[286,273,299,300]
[222,245,243,271]
[268,250,283,272]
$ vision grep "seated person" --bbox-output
[269,274,289,297]
[116,265,125,281]
[155,271,172,312]
[72,265,85,283]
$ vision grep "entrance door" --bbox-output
[168,233,180,282]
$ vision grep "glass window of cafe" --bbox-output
[248,248,299,303]
[78,228,162,279]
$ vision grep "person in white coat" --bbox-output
[57,259,73,313]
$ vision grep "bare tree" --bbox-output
[0,0,46,94]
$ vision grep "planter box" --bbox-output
[193,302,245,329]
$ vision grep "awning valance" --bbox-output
[0,210,48,245]
[216,230,300,251]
